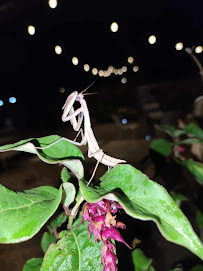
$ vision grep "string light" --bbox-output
[55,45,62,55]
[121,77,127,84]
[175,42,183,50]
[118,69,123,75]
[0,100,3,106]
[195,46,203,54]
[114,69,118,75]
[48,0,58,9]
[108,66,114,73]
[28,25,35,35]
[127,56,134,64]
[84,64,90,72]
[72,57,79,65]
[148,35,156,44]
[122,119,127,124]
[110,22,119,32]
[133,66,139,72]
[92,68,98,75]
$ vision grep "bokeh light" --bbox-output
[175,42,183,50]
[133,66,139,72]
[122,119,128,124]
[28,25,35,35]
[110,22,119,32]
[195,46,203,54]
[9,97,17,104]
[148,35,156,44]
[128,56,134,64]
[122,66,127,72]
[48,0,58,9]
[92,68,98,75]
[55,45,62,55]
[0,100,3,106]
[99,70,104,77]
[121,77,127,84]
[84,64,90,72]
[72,57,79,65]
[60,87,65,93]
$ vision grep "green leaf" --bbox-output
[150,139,173,157]
[23,258,43,271]
[41,232,57,253]
[183,123,203,140]
[191,265,203,271]
[79,165,203,260]
[61,167,71,183]
[177,138,202,145]
[196,210,203,228]
[170,192,187,207]
[62,182,76,207]
[0,135,84,179]
[182,159,203,185]
[41,220,103,271]
[0,184,62,243]
[49,212,68,231]
[160,125,185,138]
[132,248,152,271]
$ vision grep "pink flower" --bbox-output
[82,199,131,271]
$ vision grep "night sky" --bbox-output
[1,0,203,130]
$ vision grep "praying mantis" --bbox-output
[37,84,126,183]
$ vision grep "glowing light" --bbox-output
[195,46,203,54]
[148,35,156,44]
[122,66,127,72]
[110,22,119,33]
[114,69,118,75]
[133,66,139,72]
[118,69,123,75]
[0,100,3,106]
[175,42,183,50]
[108,66,114,73]
[72,57,79,65]
[84,64,90,72]
[121,77,127,84]
[128,56,134,64]
[9,97,16,104]
[28,25,35,35]
[122,118,127,124]
[145,135,151,141]
[60,87,65,93]
[92,68,98,75]
[55,45,62,55]
[48,0,57,8]
[99,70,104,77]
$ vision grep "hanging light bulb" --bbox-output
[148,35,156,44]
[127,56,134,64]
[92,68,98,75]
[175,42,183,50]
[195,46,203,54]
[133,66,139,72]
[84,64,90,72]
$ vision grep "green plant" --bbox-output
[150,123,203,185]
[0,134,203,270]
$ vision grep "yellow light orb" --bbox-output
[133,66,139,72]
[48,0,57,8]
[148,35,156,44]
[128,56,134,64]
[28,25,35,35]
[84,64,90,72]
[99,70,104,77]
[92,68,98,75]
[72,57,79,65]
[122,66,127,72]
[55,45,62,55]
[110,22,119,33]
[114,69,118,75]
[118,69,123,75]
[175,42,183,51]
[195,46,203,54]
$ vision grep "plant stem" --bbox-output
[67,195,84,229]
